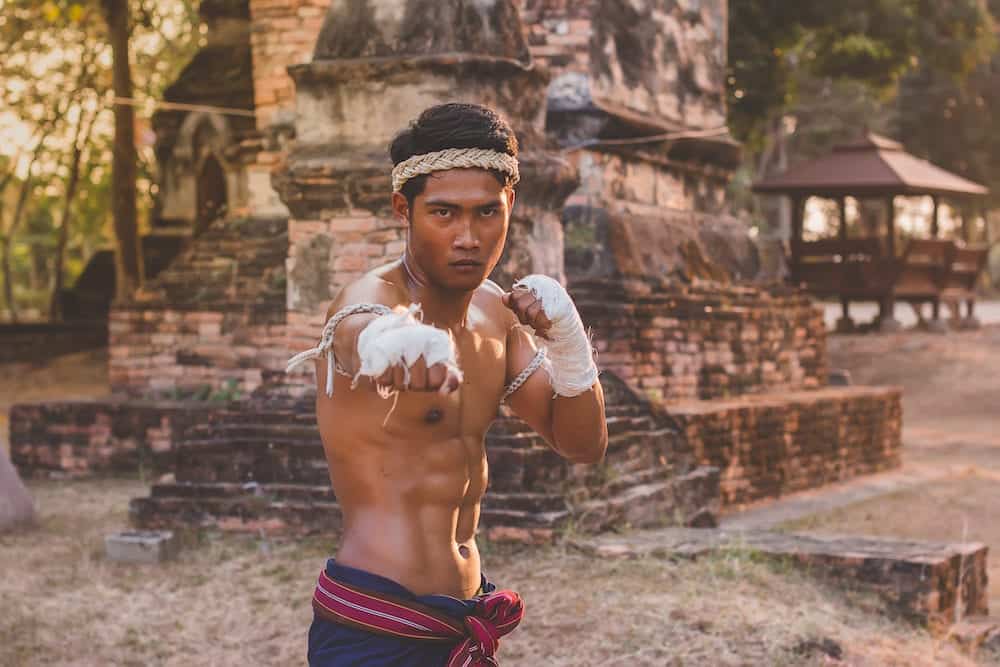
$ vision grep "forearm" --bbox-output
[505,274,608,464]
[550,381,608,464]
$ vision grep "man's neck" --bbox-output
[401,252,475,330]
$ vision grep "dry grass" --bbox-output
[1,478,991,667]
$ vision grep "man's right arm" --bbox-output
[316,290,461,396]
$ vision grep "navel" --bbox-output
[424,407,444,424]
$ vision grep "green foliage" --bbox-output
[728,0,996,150]
[0,0,203,320]
[730,0,998,245]
[895,43,1000,211]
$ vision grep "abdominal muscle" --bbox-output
[320,380,493,600]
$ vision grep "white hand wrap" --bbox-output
[353,305,463,396]
[513,275,599,397]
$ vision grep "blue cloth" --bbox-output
[307,559,496,667]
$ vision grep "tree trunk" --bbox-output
[49,107,97,321]
[102,0,143,302]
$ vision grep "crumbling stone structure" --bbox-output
[12,0,903,534]
[581,529,989,631]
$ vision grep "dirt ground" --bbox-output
[0,477,986,667]
[2,330,1000,665]
[806,326,1000,609]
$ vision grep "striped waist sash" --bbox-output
[312,570,524,667]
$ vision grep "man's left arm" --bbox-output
[502,278,608,464]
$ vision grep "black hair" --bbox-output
[389,103,519,206]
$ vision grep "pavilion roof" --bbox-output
[753,132,988,198]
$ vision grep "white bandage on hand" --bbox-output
[513,275,599,397]
[354,305,463,397]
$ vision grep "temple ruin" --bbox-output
[12,0,903,538]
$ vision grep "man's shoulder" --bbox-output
[478,279,505,298]
[325,265,407,321]
[474,279,517,328]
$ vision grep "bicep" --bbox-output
[504,324,556,446]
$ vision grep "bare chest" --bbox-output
[376,329,507,438]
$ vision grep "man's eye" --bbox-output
[433,209,451,218]
[481,207,498,217]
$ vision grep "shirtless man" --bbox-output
[288,103,608,666]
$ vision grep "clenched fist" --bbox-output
[373,356,462,395]
[502,285,553,339]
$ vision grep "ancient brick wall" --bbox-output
[10,400,219,476]
[109,217,288,397]
[126,373,721,536]
[520,0,728,132]
[284,213,409,374]
[574,281,827,402]
[244,0,327,218]
[0,323,107,365]
[561,147,754,281]
[669,386,903,508]
[247,0,325,129]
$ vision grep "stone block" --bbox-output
[574,529,988,629]
[0,452,34,531]
[104,530,179,564]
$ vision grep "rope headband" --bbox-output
[391,147,519,192]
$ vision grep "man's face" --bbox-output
[393,168,514,292]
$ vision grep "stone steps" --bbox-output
[130,493,343,535]
[133,217,287,310]
[948,615,1000,655]
[129,373,721,537]
[572,528,989,629]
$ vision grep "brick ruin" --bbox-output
[11,0,904,537]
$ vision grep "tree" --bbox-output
[728,0,995,152]
[0,0,202,320]
[50,99,101,319]
[728,0,996,235]
[895,1,1000,212]
[101,0,144,301]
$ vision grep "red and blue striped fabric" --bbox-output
[312,569,524,667]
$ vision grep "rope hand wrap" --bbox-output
[513,275,599,397]
[500,348,548,404]
[352,304,463,399]
[392,148,519,192]
[288,302,547,402]
[285,303,393,397]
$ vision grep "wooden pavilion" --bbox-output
[753,133,989,331]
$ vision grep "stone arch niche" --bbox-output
[196,153,228,234]
[276,0,579,367]
[157,110,234,235]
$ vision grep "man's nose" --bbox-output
[453,219,480,248]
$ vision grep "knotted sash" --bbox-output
[312,570,524,667]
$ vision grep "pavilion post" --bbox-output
[885,196,897,257]
[789,195,804,281]
[880,195,901,331]
[837,196,850,326]
[931,195,940,238]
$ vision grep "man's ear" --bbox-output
[391,191,410,225]
[506,187,516,214]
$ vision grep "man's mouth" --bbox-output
[450,260,483,267]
